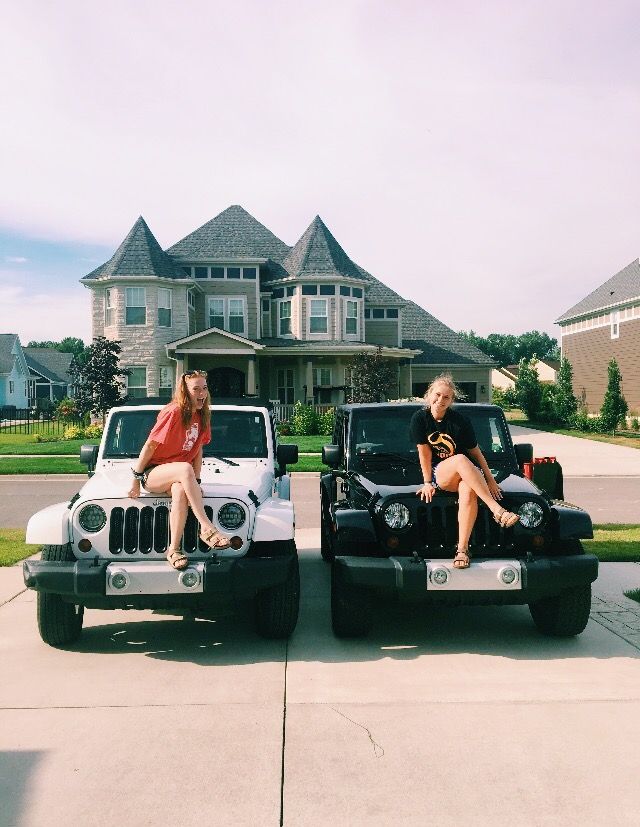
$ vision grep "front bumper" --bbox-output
[334,553,599,605]
[23,554,295,608]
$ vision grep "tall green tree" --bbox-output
[347,348,397,403]
[554,358,578,425]
[599,358,628,433]
[70,337,128,420]
[28,337,87,360]
[514,356,543,420]
[458,330,560,367]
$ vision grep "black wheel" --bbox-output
[37,544,84,647]
[255,542,300,639]
[331,562,372,638]
[320,512,335,563]
[529,584,592,637]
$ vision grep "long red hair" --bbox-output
[171,371,211,429]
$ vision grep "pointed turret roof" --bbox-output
[167,205,291,262]
[282,216,366,281]
[83,217,184,280]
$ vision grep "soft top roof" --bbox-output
[337,402,500,413]
[119,396,273,411]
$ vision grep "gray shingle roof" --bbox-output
[24,349,73,384]
[401,302,495,366]
[254,338,410,351]
[282,216,367,281]
[83,217,184,281]
[556,258,640,322]
[0,334,19,374]
[354,265,406,305]
[167,205,291,263]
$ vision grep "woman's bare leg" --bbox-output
[145,462,215,529]
[436,455,501,515]
[456,480,478,551]
[168,482,189,550]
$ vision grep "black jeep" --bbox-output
[321,403,598,638]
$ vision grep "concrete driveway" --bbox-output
[2,526,640,826]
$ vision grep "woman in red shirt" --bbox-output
[128,370,230,569]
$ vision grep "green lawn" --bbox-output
[583,524,640,562]
[279,435,329,452]
[290,455,327,472]
[0,434,98,455]
[504,411,640,449]
[0,529,35,566]
[0,457,86,474]
[625,589,640,605]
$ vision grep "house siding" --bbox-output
[562,316,640,412]
[365,320,400,347]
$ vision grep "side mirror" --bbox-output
[322,444,343,469]
[514,443,533,466]
[80,444,99,474]
[276,443,299,471]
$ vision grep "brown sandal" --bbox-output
[167,549,189,570]
[452,549,471,569]
[493,507,520,528]
[199,527,231,550]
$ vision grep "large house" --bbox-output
[556,259,640,412]
[81,206,493,406]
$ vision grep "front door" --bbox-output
[208,367,245,398]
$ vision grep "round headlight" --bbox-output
[78,504,107,532]
[383,502,411,530]
[217,502,246,530]
[518,501,544,528]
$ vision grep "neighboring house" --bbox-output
[81,206,494,405]
[24,348,74,405]
[0,334,32,409]
[556,259,640,412]
[491,366,518,390]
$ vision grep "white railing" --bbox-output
[270,402,335,423]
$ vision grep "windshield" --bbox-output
[103,409,268,459]
[349,406,513,472]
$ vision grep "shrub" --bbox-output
[276,421,292,436]
[317,407,335,436]
[54,397,78,423]
[514,356,543,420]
[631,417,640,432]
[83,424,103,439]
[33,433,59,443]
[491,387,511,409]
[62,425,84,440]
[554,358,578,425]
[290,401,318,435]
[599,358,628,433]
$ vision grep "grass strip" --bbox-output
[279,435,329,452]
[0,529,35,566]
[583,524,640,562]
[0,457,86,474]
[624,589,640,604]
[0,436,98,455]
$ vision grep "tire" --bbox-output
[331,562,372,638]
[37,544,84,647]
[255,542,300,639]
[320,510,335,563]
[529,584,592,637]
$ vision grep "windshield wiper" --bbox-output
[209,454,239,466]
[358,452,419,467]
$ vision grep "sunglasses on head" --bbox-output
[182,370,207,378]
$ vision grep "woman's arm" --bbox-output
[128,439,159,498]
[466,445,502,500]
[416,444,436,502]
[192,446,203,482]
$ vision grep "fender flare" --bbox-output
[252,498,295,542]
[26,502,71,546]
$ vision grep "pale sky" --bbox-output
[1,0,639,344]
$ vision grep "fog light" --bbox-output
[499,566,518,585]
[110,570,129,590]
[78,539,92,553]
[179,569,200,589]
[431,567,449,586]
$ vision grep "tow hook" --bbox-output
[411,551,425,566]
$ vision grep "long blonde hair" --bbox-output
[424,373,460,406]
[172,370,211,429]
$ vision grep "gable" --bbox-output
[173,330,257,352]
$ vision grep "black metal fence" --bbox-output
[0,407,83,435]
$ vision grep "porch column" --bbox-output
[247,355,257,396]
[175,356,184,384]
[305,359,314,404]
[399,360,412,398]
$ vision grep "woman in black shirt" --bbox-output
[410,375,519,569]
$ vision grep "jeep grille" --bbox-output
[108,505,215,555]
[417,501,504,552]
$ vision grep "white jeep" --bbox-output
[23,400,300,646]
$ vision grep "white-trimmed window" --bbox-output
[207,296,247,334]
[279,300,292,336]
[261,298,271,337]
[277,368,294,404]
[105,289,114,326]
[611,310,619,339]
[309,299,328,334]
[127,366,147,398]
[187,289,195,311]
[125,287,146,325]
[345,300,358,336]
[158,288,172,327]
[315,368,332,386]
[159,366,173,400]
[9,380,14,394]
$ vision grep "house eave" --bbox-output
[556,293,640,325]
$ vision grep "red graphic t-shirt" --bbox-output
[147,403,211,465]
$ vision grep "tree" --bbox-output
[70,337,128,420]
[27,337,87,360]
[458,330,560,367]
[514,356,543,420]
[346,348,397,403]
[554,358,578,425]
[599,358,628,433]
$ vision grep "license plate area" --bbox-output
[426,558,522,591]
[105,561,205,595]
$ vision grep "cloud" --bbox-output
[4,256,28,264]
[0,282,90,343]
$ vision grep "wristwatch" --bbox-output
[131,469,145,481]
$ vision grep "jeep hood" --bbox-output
[77,463,273,504]
[356,471,543,500]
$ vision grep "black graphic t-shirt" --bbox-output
[409,408,477,465]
